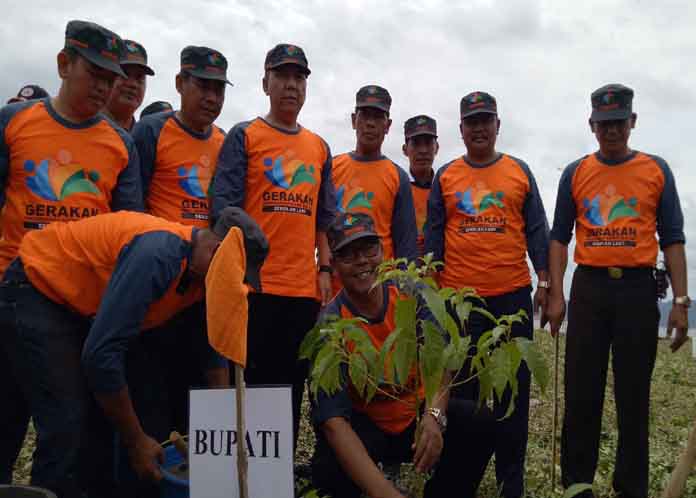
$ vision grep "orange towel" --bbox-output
[206,227,249,367]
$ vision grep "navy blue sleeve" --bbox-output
[391,163,418,261]
[651,155,686,247]
[110,126,144,212]
[81,231,191,393]
[0,101,37,208]
[424,163,450,262]
[210,121,251,223]
[316,140,336,231]
[549,158,584,245]
[511,157,550,272]
[131,112,169,199]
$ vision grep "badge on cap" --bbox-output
[20,87,35,98]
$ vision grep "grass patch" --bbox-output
[13,333,696,497]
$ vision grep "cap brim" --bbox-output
[121,60,155,76]
[184,68,233,86]
[460,109,497,119]
[590,108,632,122]
[405,131,437,140]
[332,232,379,253]
[74,47,127,78]
[266,62,311,76]
[356,103,391,113]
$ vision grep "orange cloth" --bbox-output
[411,182,430,257]
[205,226,250,366]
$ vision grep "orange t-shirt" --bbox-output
[321,284,423,434]
[19,211,202,329]
[429,154,545,296]
[133,111,225,227]
[410,181,431,257]
[211,117,335,299]
[0,99,143,272]
[550,152,685,267]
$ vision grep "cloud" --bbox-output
[2,0,695,296]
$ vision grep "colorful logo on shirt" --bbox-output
[336,185,374,213]
[455,184,505,215]
[178,165,211,199]
[24,158,101,201]
[263,156,317,190]
[582,185,638,227]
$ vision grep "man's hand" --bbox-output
[318,270,332,306]
[128,433,164,482]
[412,414,443,473]
[544,292,566,337]
[667,305,690,352]
[533,287,548,326]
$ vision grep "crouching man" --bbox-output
[0,207,267,498]
[310,212,495,498]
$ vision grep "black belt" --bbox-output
[577,265,653,280]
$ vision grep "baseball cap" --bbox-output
[328,213,379,254]
[404,115,437,140]
[181,46,233,85]
[64,20,126,78]
[460,91,498,119]
[121,39,155,76]
[590,84,634,122]
[140,101,173,119]
[212,207,269,292]
[7,84,49,104]
[356,85,391,113]
[264,43,311,75]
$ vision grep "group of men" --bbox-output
[0,16,689,498]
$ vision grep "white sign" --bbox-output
[189,387,294,498]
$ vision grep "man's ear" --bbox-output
[588,118,596,133]
[630,113,637,129]
[351,112,357,130]
[385,117,392,134]
[262,74,269,95]
[175,73,184,95]
[434,140,440,155]
[496,118,501,135]
[57,50,71,79]
[402,143,408,157]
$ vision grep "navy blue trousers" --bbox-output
[451,286,533,498]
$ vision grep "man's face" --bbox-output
[352,107,391,150]
[263,65,307,117]
[590,115,636,156]
[460,113,499,157]
[332,237,383,296]
[106,65,148,115]
[177,73,225,128]
[403,135,438,175]
[59,52,117,117]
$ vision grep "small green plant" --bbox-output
[300,254,549,425]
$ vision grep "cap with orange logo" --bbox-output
[64,20,126,78]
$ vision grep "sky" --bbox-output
[2,0,695,297]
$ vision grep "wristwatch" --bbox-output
[427,407,447,433]
[537,280,550,289]
[674,296,692,308]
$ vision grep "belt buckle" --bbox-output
[608,267,623,279]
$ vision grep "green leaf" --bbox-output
[444,335,471,372]
[421,321,447,406]
[472,306,498,324]
[420,285,448,330]
[489,348,510,401]
[393,325,417,386]
[515,337,550,393]
[562,483,593,498]
[349,353,368,397]
[491,324,508,343]
[455,301,473,325]
[298,323,323,360]
[476,358,493,407]
[378,327,403,383]
[395,297,417,332]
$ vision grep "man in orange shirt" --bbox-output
[403,115,438,257]
[425,91,549,498]
[0,208,266,498]
[311,213,494,498]
[330,85,417,294]
[103,39,155,131]
[547,84,688,498]
[0,19,143,486]
[211,43,335,445]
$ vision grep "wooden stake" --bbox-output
[235,364,249,498]
[551,331,560,493]
[661,416,696,498]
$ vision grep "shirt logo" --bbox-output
[263,156,316,189]
[178,164,211,199]
[582,185,638,227]
[24,154,101,201]
[336,184,374,213]
[455,183,504,215]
